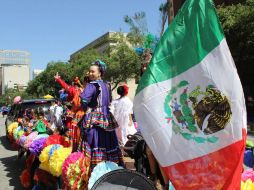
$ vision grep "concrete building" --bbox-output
[33,69,44,79]
[0,50,30,95]
[70,31,137,100]
[70,31,129,59]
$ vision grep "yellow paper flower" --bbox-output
[7,122,18,135]
[39,145,54,172]
[241,179,254,190]
[49,147,72,177]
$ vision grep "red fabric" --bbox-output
[42,118,50,129]
[56,78,75,101]
[65,116,72,129]
[69,125,80,152]
[56,78,84,153]
[122,84,129,96]
[44,134,70,148]
[20,169,31,189]
[34,168,57,188]
[11,142,19,150]
[26,154,35,170]
[163,129,246,190]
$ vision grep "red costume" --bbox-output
[55,77,84,151]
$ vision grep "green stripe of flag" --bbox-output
[136,0,224,95]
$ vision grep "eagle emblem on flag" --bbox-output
[164,80,232,144]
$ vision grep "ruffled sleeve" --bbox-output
[80,83,96,111]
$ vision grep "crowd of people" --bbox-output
[7,59,168,190]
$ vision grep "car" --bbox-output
[5,98,55,140]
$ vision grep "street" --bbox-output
[0,116,25,190]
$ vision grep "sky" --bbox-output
[1,0,164,72]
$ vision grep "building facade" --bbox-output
[0,50,30,95]
[70,31,129,59]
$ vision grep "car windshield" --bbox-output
[18,100,53,117]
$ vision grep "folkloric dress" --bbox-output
[79,80,123,170]
[56,77,84,151]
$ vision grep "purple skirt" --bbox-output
[79,126,124,170]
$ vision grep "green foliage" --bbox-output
[107,44,141,90]
[217,0,254,68]
[0,89,32,106]
[70,49,105,78]
[26,61,73,98]
[159,1,170,37]
[70,38,141,90]
[124,11,148,46]
[26,39,141,96]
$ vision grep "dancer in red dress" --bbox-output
[55,74,89,151]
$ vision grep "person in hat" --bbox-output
[79,59,124,170]
[54,74,89,151]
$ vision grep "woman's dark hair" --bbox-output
[117,85,128,97]
[83,75,90,83]
[92,59,107,77]
[117,86,125,97]
[93,64,105,77]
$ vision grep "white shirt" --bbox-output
[112,96,137,145]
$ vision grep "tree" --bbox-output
[70,37,141,90]
[217,0,254,95]
[0,88,32,106]
[69,49,105,78]
[217,0,253,64]
[26,50,104,98]
[159,2,169,37]
[26,42,141,96]
[124,12,148,46]
[26,61,73,98]
[106,44,141,90]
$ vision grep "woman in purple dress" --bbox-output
[79,59,123,169]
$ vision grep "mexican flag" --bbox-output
[133,0,246,189]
